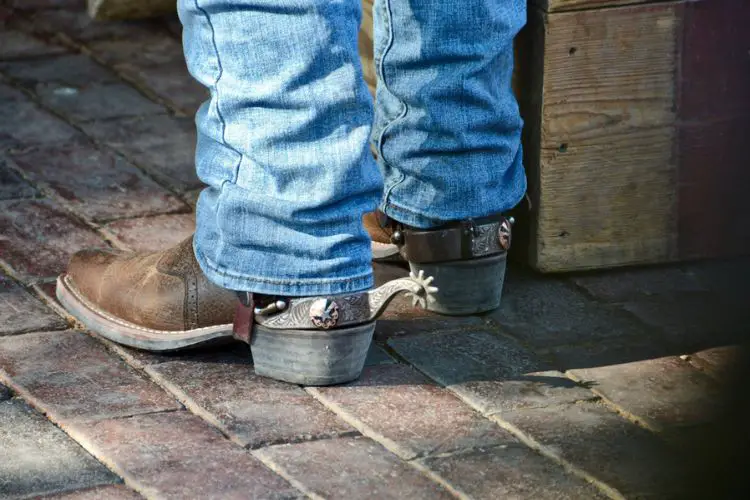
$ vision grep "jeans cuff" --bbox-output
[193,244,374,296]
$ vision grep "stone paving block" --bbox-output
[87,34,185,68]
[419,444,605,499]
[0,330,181,422]
[0,29,67,59]
[365,344,396,365]
[0,199,107,282]
[621,293,749,351]
[255,436,452,499]
[489,269,649,348]
[7,0,84,9]
[26,9,166,42]
[146,348,353,448]
[42,485,143,499]
[0,158,37,199]
[389,330,595,416]
[100,338,245,370]
[691,258,750,307]
[0,54,119,88]
[308,364,514,460]
[0,82,25,101]
[0,98,80,148]
[543,336,675,372]
[570,356,724,430]
[570,265,706,303]
[7,140,185,222]
[689,345,745,381]
[1,272,67,335]
[501,401,690,499]
[115,60,207,114]
[104,213,195,252]
[80,115,200,191]
[68,411,300,499]
[83,34,205,112]
[0,398,117,499]
[36,82,165,123]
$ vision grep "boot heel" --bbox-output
[409,253,507,315]
[251,322,375,385]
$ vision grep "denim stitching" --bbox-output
[193,0,244,185]
[374,0,409,212]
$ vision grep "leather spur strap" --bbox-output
[398,215,513,264]
[232,291,254,343]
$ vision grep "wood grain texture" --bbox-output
[533,3,681,271]
[531,0,656,13]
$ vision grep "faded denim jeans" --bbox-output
[178,0,527,296]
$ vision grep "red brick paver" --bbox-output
[67,411,300,499]
[0,272,67,335]
[309,364,513,460]
[5,139,186,222]
[255,436,453,499]
[146,348,354,449]
[0,330,181,422]
[0,199,107,282]
[42,485,144,500]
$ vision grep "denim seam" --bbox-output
[201,252,373,286]
[193,0,244,185]
[374,0,408,210]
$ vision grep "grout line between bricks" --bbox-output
[486,413,626,500]
[0,369,167,500]
[0,72,191,225]
[304,387,483,499]
[0,154,191,228]
[562,370,661,432]
[48,32,189,118]
[405,459,471,500]
[305,387,418,461]
[382,352,627,499]
[248,451,323,500]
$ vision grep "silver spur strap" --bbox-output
[255,271,438,331]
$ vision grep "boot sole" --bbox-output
[56,274,234,351]
[408,253,508,315]
[252,322,375,385]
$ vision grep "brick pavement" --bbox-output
[1,2,749,499]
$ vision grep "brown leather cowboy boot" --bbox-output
[58,234,436,385]
[363,211,400,261]
[56,236,237,351]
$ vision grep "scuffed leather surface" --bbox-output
[67,236,235,331]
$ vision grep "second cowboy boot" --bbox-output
[363,211,513,315]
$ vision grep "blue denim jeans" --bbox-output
[178,0,526,296]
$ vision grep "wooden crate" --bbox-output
[515,0,750,271]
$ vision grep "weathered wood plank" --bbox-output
[532,0,658,13]
[533,3,681,271]
[88,0,175,21]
